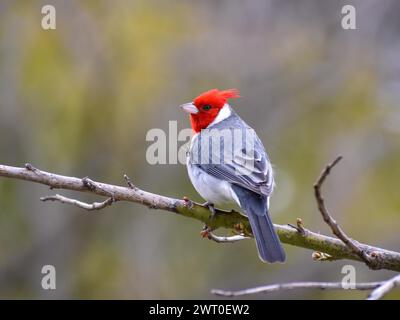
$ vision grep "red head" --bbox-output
[181,89,240,133]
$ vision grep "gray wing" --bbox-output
[190,128,274,196]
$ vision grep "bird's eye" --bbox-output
[203,105,211,111]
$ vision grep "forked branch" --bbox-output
[0,162,399,276]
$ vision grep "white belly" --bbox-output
[186,161,238,206]
[186,132,240,206]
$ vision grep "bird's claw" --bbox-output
[202,201,216,218]
[233,222,244,234]
[200,225,212,238]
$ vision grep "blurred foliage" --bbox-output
[0,0,399,299]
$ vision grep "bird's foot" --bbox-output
[202,201,216,218]
[199,202,217,238]
[233,222,245,234]
[200,225,213,238]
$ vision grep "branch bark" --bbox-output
[40,194,115,211]
[1,163,400,272]
[314,156,376,268]
[212,281,383,297]
[212,156,400,299]
[367,274,400,300]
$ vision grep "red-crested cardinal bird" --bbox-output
[180,89,285,263]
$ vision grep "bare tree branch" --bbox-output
[211,281,383,297]
[212,156,400,300]
[367,274,400,300]
[206,233,250,243]
[1,163,400,272]
[40,194,115,211]
[314,156,379,269]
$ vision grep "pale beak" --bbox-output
[180,102,199,114]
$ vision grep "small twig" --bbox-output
[40,194,115,211]
[182,196,193,208]
[24,163,37,172]
[207,232,250,243]
[124,174,137,190]
[288,218,307,236]
[312,251,338,261]
[314,156,376,268]
[212,281,383,297]
[367,274,400,300]
[82,177,97,191]
[82,177,116,200]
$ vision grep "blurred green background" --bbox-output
[0,0,399,299]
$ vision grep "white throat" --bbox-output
[208,104,231,127]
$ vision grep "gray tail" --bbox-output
[232,185,286,263]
